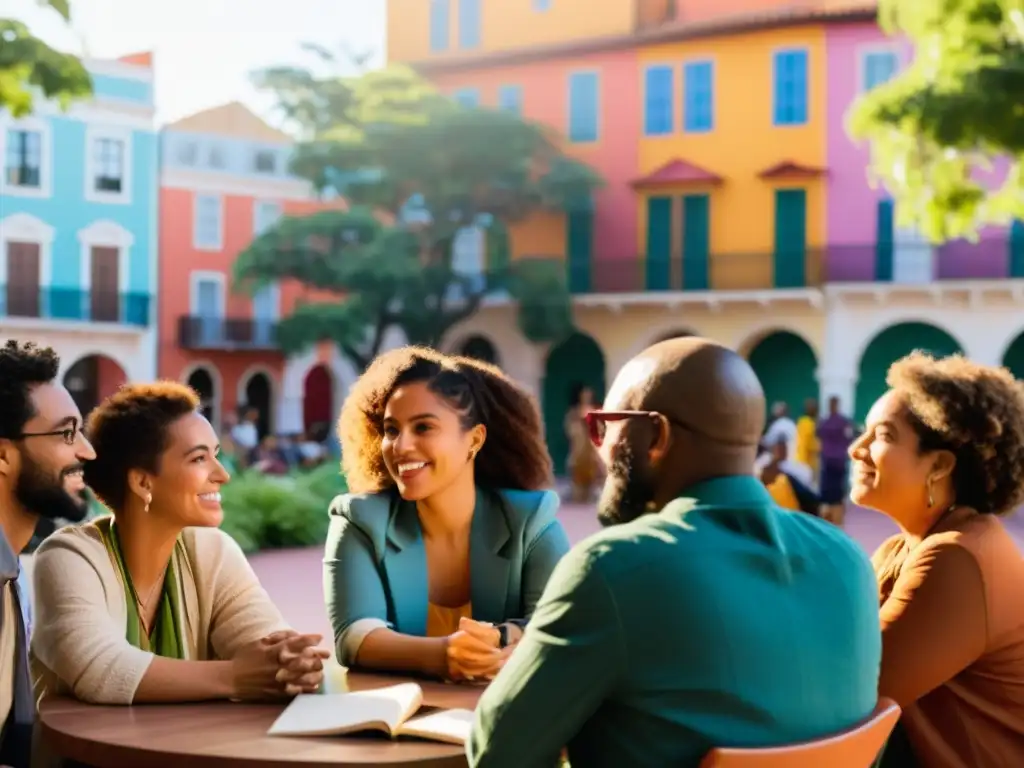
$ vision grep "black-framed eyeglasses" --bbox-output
[15,424,80,446]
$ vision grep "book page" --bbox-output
[268,684,423,737]
[396,708,475,746]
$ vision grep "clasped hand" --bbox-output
[445,617,519,682]
[231,630,330,700]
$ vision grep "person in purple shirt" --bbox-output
[817,395,856,526]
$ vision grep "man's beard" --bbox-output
[596,441,657,527]
[15,457,90,523]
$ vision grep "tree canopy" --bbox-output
[234,58,601,369]
[847,0,1024,242]
[0,0,92,116]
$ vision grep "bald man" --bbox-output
[468,338,881,768]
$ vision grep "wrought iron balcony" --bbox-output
[562,238,1024,294]
[177,316,280,351]
[0,286,150,326]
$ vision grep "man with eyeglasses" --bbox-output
[469,337,881,767]
[0,340,95,767]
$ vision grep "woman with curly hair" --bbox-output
[31,382,328,707]
[325,346,569,681]
[848,352,1024,767]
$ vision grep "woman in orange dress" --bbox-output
[848,352,1024,767]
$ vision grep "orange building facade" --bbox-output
[157,103,352,438]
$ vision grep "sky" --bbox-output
[0,0,385,125]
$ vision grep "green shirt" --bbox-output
[468,476,881,767]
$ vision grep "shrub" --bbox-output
[219,463,347,553]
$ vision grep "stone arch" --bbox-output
[1002,330,1024,380]
[281,345,358,435]
[735,323,821,360]
[453,334,501,366]
[543,332,606,476]
[62,353,128,416]
[855,322,963,423]
[650,328,696,345]
[237,365,277,439]
[181,361,222,429]
[745,331,819,420]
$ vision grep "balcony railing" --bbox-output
[178,316,280,351]
[0,286,150,326]
[563,239,1024,294]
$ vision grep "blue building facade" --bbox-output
[0,54,159,409]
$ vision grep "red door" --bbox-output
[6,242,41,317]
[90,247,120,322]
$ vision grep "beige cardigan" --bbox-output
[30,520,289,705]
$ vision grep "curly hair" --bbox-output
[83,381,200,511]
[887,351,1024,515]
[339,346,553,494]
[0,340,60,439]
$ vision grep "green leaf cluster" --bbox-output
[0,1,92,116]
[218,464,348,553]
[847,0,1024,242]
[235,59,601,367]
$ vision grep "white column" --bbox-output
[818,294,860,417]
[277,392,303,435]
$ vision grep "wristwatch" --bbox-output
[497,623,509,648]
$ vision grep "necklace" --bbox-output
[136,568,167,635]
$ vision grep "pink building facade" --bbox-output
[826,21,1019,283]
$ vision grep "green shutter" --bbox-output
[1010,220,1024,278]
[682,194,710,290]
[645,197,672,290]
[566,209,593,292]
[773,189,807,288]
[876,198,894,281]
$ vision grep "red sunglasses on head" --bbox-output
[584,410,666,448]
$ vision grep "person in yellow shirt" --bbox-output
[795,398,821,485]
[759,440,821,517]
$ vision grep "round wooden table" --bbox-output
[38,672,486,767]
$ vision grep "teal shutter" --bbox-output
[566,208,593,292]
[773,189,807,288]
[1010,219,1024,278]
[681,194,710,290]
[645,197,672,290]
[876,198,894,281]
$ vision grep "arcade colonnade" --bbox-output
[443,284,1024,473]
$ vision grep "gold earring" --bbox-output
[926,479,934,508]
[144,493,152,514]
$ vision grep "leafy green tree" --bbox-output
[234,60,601,369]
[0,0,92,116]
[847,0,1024,242]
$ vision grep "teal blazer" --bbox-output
[323,487,569,665]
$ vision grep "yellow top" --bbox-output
[426,602,472,637]
[766,474,801,512]
[795,415,820,472]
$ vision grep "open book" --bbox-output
[267,683,474,745]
